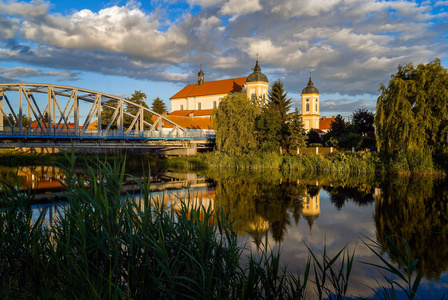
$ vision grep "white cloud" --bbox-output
[221,0,262,16]
[0,66,79,81]
[0,0,49,17]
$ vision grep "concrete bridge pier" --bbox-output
[156,142,197,156]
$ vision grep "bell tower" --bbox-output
[301,75,320,131]
[245,59,269,106]
[197,66,204,86]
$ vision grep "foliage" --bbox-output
[352,109,374,136]
[287,108,307,149]
[2,113,32,127]
[255,104,283,151]
[268,80,292,123]
[125,90,152,126]
[307,128,322,146]
[213,92,259,154]
[151,97,167,115]
[328,114,347,138]
[101,99,119,129]
[375,58,448,152]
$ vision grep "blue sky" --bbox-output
[0,0,447,117]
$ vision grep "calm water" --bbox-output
[2,165,448,299]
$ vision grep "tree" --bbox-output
[352,109,374,136]
[287,108,307,149]
[307,129,322,146]
[213,92,259,154]
[101,100,119,129]
[328,114,347,137]
[268,80,292,123]
[375,59,448,152]
[151,97,167,115]
[125,90,152,127]
[255,105,282,151]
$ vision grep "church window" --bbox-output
[198,102,201,110]
[213,101,217,109]
[315,99,318,112]
[180,105,184,111]
[306,99,310,112]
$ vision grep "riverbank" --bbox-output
[162,149,445,176]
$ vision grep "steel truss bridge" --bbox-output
[0,83,214,155]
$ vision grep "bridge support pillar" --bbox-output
[156,142,197,156]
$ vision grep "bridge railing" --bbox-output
[0,127,216,140]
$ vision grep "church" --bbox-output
[169,60,334,132]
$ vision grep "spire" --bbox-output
[197,65,204,86]
[246,59,268,83]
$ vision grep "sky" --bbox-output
[0,0,447,117]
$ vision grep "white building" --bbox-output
[170,60,269,115]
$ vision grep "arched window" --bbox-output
[306,99,310,112]
[315,99,318,112]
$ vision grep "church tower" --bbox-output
[197,66,204,86]
[301,75,320,130]
[245,60,269,105]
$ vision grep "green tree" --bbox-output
[213,92,259,154]
[255,105,282,151]
[125,90,152,127]
[352,109,374,136]
[268,80,292,123]
[287,108,307,149]
[151,97,167,115]
[375,59,448,152]
[101,100,119,129]
[307,129,322,146]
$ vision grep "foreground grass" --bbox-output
[0,154,439,299]
[163,149,444,176]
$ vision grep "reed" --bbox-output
[0,152,441,299]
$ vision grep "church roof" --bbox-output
[319,116,336,130]
[169,109,214,117]
[246,60,269,83]
[302,76,320,94]
[170,77,247,99]
[152,115,212,129]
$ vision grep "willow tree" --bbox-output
[375,59,448,152]
[213,92,259,154]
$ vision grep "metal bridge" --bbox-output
[0,83,214,155]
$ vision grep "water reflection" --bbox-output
[3,165,448,298]
[374,176,448,280]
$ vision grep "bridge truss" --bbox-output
[0,83,185,137]
[0,83,215,154]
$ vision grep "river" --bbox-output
[1,164,448,299]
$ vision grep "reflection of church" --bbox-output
[302,185,321,230]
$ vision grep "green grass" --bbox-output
[162,149,444,176]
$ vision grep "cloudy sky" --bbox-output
[0,0,447,116]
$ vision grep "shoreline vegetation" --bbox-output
[0,155,430,299]
[162,149,446,177]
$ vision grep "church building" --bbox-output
[170,60,269,115]
[169,60,334,133]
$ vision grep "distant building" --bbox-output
[301,76,320,131]
[170,60,269,116]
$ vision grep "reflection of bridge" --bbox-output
[0,83,215,155]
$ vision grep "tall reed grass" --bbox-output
[0,152,441,299]
[162,149,443,176]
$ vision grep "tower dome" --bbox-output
[246,60,269,83]
[302,76,319,94]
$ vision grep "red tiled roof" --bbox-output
[319,116,336,130]
[152,115,212,129]
[170,77,247,99]
[169,109,214,117]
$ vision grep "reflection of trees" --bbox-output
[374,176,448,280]
[323,186,375,210]
[213,172,307,244]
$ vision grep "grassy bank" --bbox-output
[0,154,431,299]
[162,149,444,176]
